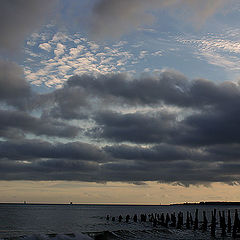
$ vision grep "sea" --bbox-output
[0,203,239,240]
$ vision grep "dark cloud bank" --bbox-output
[0,0,57,52]
[0,0,238,186]
[1,64,240,186]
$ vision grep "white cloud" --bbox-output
[88,42,100,52]
[54,43,66,57]
[39,42,51,52]
[52,32,69,42]
[152,50,162,56]
[137,27,157,33]
[139,50,148,59]
[180,38,240,54]
[27,40,36,46]
[69,45,85,57]
[177,30,240,73]
[113,41,128,47]
[198,51,240,71]
[24,31,139,88]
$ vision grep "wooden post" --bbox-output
[211,209,216,237]
[171,212,176,227]
[202,211,208,231]
[177,212,182,229]
[194,209,198,230]
[228,210,232,233]
[118,215,123,222]
[160,213,165,225]
[190,213,193,226]
[221,210,226,237]
[133,214,137,222]
[153,217,157,227]
[126,214,130,223]
[166,213,170,228]
[219,211,222,229]
[186,211,190,229]
[232,209,238,238]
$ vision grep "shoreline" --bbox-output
[1,201,240,206]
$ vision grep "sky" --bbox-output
[2,0,240,204]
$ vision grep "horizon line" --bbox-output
[1,201,240,206]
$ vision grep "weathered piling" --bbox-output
[221,210,226,236]
[166,213,170,228]
[140,214,147,222]
[232,209,238,238]
[153,217,157,227]
[177,211,183,229]
[149,213,154,222]
[186,211,190,229]
[126,214,130,223]
[118,215,123,222]
[211,209,217,237]
[202,211,208,231]
[189,212,193,226]
[170,212,176,227]
[176,212,181,229]
[228,210,231,233]
[160,213,164,224]
[181,212,184,227]
[219,211,222,229]
[105,207,238,239]
[194,209,198,230]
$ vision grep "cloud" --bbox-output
[24,32,134,88]
[54,43,66,58]
[104,143,196,162]
[91,111,177,143]
[1,0,240,186]
[0,110,80,139]
[0,139,107,162]
[90,0,226,38]
[0,139,240,185]
[40,71,240,150]
[39,43,52,52]
[0,0,58,52]
[0,60,31,109]
[48,70,240,117]
[63,71,190,107]
[2,66,240,184]
[176,107,240,146]
[177,32,240,72]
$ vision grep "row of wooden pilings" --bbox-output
[106,209,240,238]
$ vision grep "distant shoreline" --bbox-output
[1,201,240,206]
[173,201,240,206]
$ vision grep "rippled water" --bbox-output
[0,204,239,239]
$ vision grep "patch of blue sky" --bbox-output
[22,1,240,93]
[122,30,232,82]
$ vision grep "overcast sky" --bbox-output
[1,0,240,204]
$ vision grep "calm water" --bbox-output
[0,204,239,239]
